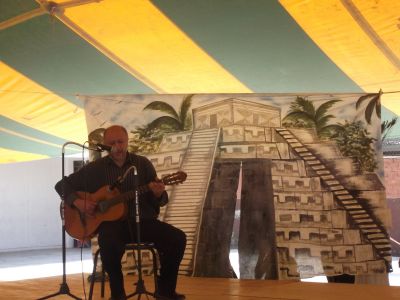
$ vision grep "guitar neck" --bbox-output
[96,171,186,213]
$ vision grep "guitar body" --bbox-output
[64,185,126,241]
[63,171,187,241]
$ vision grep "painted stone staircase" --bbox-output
[275,128,392,270]
[163,128,220,275]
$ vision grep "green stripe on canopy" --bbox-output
[0,15,153,107]
[0,115,70,145]
[0,0,39,23]
[153,0,362,93]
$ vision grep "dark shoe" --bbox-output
[172,292,186,300]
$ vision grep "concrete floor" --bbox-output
[0,248,399,285]
[0,247,93,281]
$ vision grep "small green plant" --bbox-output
[381,117,398,142]
[332,120,377,172]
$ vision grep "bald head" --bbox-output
[103,125,128,140]
[103,125,129,166]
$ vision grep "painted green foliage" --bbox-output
[331,121,377,172]
[283,96,378,173]
[356,91,382,125]
[355,91,398,142]
[282,96,342,139]
[129,94,193,153]
[381,117,398,142]
[143,94,193,132]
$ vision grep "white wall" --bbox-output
[0,157,77,252]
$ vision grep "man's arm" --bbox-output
[142,156,169,207]
[55,173,82,206]
[54,164,98,215]
[148,181,168,207]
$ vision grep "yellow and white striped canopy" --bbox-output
[1,0,399,163]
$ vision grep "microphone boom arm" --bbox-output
[62,141,100,154]
[109,165,137,191]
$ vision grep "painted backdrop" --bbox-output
[81,93,391,280]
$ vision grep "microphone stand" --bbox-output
[125,166,154,299]
[38,141,100,300]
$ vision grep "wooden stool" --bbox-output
[88,242,159,299]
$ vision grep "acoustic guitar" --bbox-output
[63,171,187,241]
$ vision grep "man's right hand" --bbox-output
[73,198,97,216]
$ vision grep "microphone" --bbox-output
[119,165,137,181]
[95,143,112,152]
[108,165,137,191]
[109,176,122,191]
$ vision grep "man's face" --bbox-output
[103,127,128,163]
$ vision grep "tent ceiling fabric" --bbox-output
[59,0,251,93]
[281,0,400,114]
[0,62,87,142]
[0,0,399,163]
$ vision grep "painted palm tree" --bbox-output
[130,94,194,153]
[282,96,342,138]
[381,116,398,142]
[356,89,382,124]
[143,94,193,132]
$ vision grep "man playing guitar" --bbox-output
[55,125,186,300]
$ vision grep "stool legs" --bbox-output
[149,247,158,293]
[88,249,106,300]
[89,245,158,299]
[126,245,159,299]
[88,249,100,300]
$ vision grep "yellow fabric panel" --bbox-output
[0,62,88,142]
[279,0,400,115]
[54,0,251,93]
[351,0,400,114]
[353,0,400,61]
[381,93,400,115]
[0,147,48,164]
